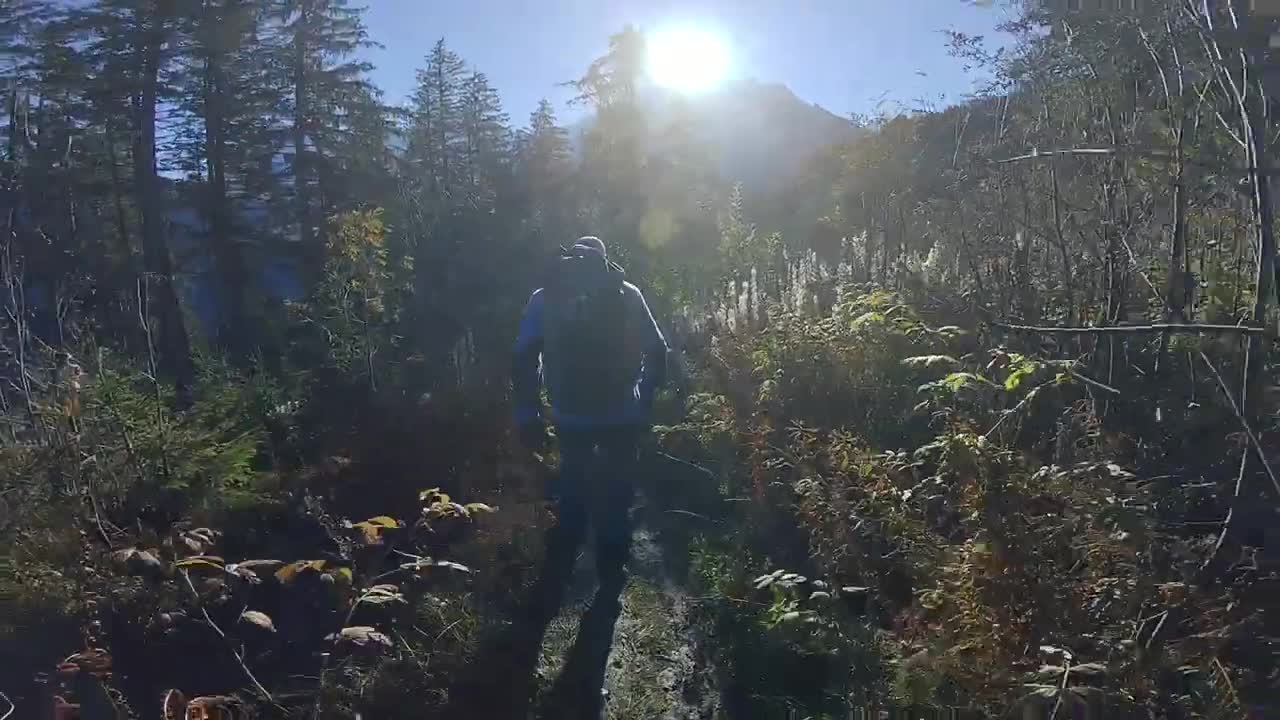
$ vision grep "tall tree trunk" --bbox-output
[203,23,248,358]
[292,0,318,274]
[104,115,132,257]
[1242,90,1275,418]
[1050,161,1075,325]
[1156,120,1189,377]
[134,0,193,397]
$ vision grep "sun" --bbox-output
[646,26,731,95]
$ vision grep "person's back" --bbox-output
[513,236,668,433]
[512,235,667,591]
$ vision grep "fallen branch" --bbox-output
[992,321,1263,336]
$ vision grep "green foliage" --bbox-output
[87,358,270,514]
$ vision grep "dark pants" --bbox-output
[543,426,639,597]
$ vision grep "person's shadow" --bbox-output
[535,579,625,719]
[449,530,627,719]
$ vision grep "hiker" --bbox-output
[512,236,668,597]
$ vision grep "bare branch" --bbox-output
[179,570,274,702]
[992,322,1264,336]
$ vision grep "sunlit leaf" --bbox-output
[330,625,393,648]
[463,502,497,515]
[902,355,960,369]
[175,556,226,571]
[239,610,276,633]
[352,521,391,545]
[1040,645,1072,660]
[162,689,187,720]
[357,584,406,605]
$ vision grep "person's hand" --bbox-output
[518,419,550,452]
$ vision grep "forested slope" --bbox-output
[0,2,1277,718]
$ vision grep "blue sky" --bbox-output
[360,0,1015,126]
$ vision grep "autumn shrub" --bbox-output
[667,287,1273,718]
[0,211,522,719]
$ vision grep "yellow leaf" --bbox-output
[336,567,354,585]
[276,559,327,584]
[175,559,224,572]
[235,559,284,572]
[464,502,497,515]
[365,515,399,528]
[352,522,385,545]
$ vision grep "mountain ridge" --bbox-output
[572,79,863,192]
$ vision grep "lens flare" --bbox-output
[646,26,731,95]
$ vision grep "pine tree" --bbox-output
[272,0,375,277]
[0,0,48,167]
[407,38,466,199]
[516,98,572,244]
[175,0,269,354]
[572,25,647,264]
[458,70,508,207]
[78,0,194,392]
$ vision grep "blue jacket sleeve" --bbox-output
[635,289,669,408]
[512,290,545,425]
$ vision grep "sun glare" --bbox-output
[646,26,731,95]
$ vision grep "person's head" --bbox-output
[571,236,607,260]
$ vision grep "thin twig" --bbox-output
[179,569,274,702]
[1213,657,1242,711]
[651,451,717,480]
[664,509,719,523]
[434,618,466,644]
[1066,368,1121,396]
[1049,658,1071,720]
[0,690,13,720]
[86,474,114,549]
[1198,352,1280,498]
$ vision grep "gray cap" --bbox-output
[572,236,607,259]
